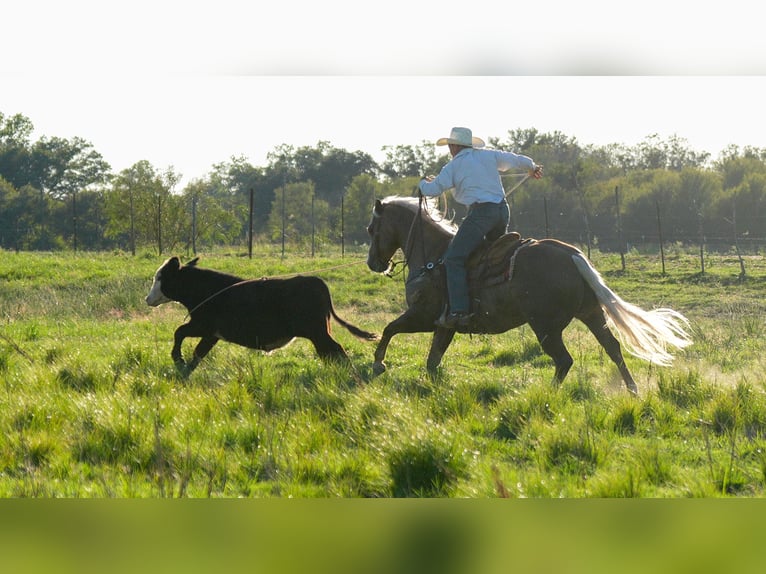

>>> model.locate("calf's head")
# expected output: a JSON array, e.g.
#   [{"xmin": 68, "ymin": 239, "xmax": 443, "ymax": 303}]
[{"xmin": 146, "ymin": 256, "xmax": 199, "ymax": 306}]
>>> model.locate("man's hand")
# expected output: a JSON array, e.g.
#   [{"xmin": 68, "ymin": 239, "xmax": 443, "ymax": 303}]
[{"xmin": 530, "ymin": 164, "xmax": 544, "ymax": 179}]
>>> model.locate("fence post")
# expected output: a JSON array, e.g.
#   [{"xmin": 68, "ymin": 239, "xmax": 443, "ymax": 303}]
[
  {"xmin": 341, "ymin": 192, "xmax": 345, "ymax": 258},
  {"xmin": 697, "ymin": 210, "xmax": 705, "ymax": 274},
  {"xmin": 281, "ymin": 184, "xmax": 286, "ymax": 259},
  {"xmin": 192, "ymin": 194, "xmax": 197, "ymax": 255},
  {"xmin": 72, "ymin": 191, "xmax": 78, "ymax": 252},
  {"xmin": 655, "ymin": 199, "xmax": 666, "ymax": 276},
  {"xmin": 615, "ymin": 186, "xmax": 625, "ymax": 271},
  {"xmin": 129, "ymin": 183, "xmax": 136, "ymax": 256},
  {"xmin": 312, "ymin": 193, "xmax": 316, "ymax": 258},
  {"xmin": 248, "ymin": 188, "xmax": 253, "ymax": 259},
  {"xmin": 732, "ymin": 202, "xmax": 746, "ymax": 279},
  {"xmin": 157, "ymin": 194, "xmax": 162, "ymax": 256}
]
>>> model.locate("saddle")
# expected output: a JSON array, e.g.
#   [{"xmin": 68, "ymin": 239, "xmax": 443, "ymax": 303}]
[
  {"xmin": 412, "ymin": 231, "xmax": 532, "ymax": 312},
  {"xmin": 466, "ymin": 231, "xmax": 533, "ymax": 292}
]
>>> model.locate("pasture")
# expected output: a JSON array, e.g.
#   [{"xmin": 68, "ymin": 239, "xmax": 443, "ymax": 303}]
[{"xmin": 1, "ymin": 247, "xmax": 766, "ymax": 497}]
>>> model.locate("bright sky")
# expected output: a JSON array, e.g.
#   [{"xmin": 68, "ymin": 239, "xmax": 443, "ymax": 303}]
[{"xmin": 2, "ymin": 2, "xmax": 765, "ymax": 187}]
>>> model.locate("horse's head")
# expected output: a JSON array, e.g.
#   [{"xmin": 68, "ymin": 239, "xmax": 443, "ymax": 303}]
[
  {"xmin": 366, "ymin": 199, "xmax": 403, "ymax": 274},
  {"xmin": 367, "ymin": 196, "xmax": 456, "ymax": 274}
]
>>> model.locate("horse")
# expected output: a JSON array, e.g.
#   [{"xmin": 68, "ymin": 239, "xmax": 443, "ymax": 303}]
[{"xmin": 365, "ymin": 195, "xmax": 692, "ymax": 394}]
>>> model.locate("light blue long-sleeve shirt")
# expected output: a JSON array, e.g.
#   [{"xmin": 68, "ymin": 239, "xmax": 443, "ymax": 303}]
[{"xmin": 418, "ymin": 147, "xmax": 535, "ymax": 206}]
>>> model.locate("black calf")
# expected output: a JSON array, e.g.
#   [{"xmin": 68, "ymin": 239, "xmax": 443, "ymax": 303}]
[{"xmin": 146, "ymin": 257, "xmax": 377, "ymax": 375}]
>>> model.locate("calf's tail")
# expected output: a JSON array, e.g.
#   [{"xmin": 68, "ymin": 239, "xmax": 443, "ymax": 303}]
[
  {"xmin": 572, "ymin": 253, "xmax": 692, "ymax": 366},
  {"xmin": 330, "ymin": 308, "xmax": 379, "ymax": 341}
]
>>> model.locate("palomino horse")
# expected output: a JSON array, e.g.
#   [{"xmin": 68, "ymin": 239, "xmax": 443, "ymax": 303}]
[{"xmin": 365, "ymin": 196, "xmax": 692, "ymax": 394}]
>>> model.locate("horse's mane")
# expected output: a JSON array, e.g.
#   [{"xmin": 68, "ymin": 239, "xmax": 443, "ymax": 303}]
[{"xmin": 381, "ymin": 195, "xmax": 458, "ymax": 235}]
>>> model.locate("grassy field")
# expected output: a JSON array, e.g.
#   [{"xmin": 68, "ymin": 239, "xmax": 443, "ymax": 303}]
[{"xmin": 1, "ymin": 246, "xmax": 766, "ymax": 497}]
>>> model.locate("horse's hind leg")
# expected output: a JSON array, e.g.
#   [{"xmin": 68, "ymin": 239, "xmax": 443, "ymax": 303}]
[
  {"xmin": 580, "ymin": 310, "xmax": 638, "ymax": 395},
  {"xmin": 426, "ymin": 327, "xmax": 456, "ymax": 374},
  {"xmin": 529, "ymin": 324, "xmax": 573, "ymax": 385}
]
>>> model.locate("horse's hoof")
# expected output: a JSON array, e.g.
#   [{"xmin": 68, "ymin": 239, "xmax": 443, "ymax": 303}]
[{"xmin": 372, "ymin": 362, "xmax": 386, "ymax": 376}]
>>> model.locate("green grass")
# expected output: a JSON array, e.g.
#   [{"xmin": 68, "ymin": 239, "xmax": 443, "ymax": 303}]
[{"xmin": 0, "ymin": 247, "xmax": 765, "ymax": 497}]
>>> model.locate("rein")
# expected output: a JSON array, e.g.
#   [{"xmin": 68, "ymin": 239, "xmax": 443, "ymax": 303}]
[{"xmin": 388, "ymin": 194, "xmax": 429, "ymax": 286}]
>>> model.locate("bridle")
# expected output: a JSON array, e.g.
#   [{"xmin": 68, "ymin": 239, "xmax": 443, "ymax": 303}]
[{"xmin": 369, "ymin": 196, "xmax": 429, "ymax": 281}]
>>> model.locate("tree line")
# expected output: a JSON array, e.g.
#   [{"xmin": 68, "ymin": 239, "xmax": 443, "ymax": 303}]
[{"xmin": 2, "ymin": 111, "xmax": 766, "ymax": 255}]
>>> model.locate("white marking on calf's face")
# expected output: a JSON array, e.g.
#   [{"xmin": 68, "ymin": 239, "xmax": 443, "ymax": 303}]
[{"xmin": 145, "ymin": 272, "xmax": 171, "ymax": 306}]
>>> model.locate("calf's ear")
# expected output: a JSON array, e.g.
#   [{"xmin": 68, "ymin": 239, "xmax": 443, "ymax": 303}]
[
  {"xmin": 186, "ymin": 257, "xmax": 200, "ymax": 267},
  {"xmin": 165, "ymin": 256, "xmax": 181, "ymax": 270}
]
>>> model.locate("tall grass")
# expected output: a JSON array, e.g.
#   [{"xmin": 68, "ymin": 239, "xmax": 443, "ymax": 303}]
[{"xmin": 0, "ymin": 248, "xmax": 765, "ymax": 497}]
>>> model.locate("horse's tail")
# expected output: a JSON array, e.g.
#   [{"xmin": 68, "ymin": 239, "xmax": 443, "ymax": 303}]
[{"xmin": 572, "ymin": 254, "xmax": 692, "ymax": 366}]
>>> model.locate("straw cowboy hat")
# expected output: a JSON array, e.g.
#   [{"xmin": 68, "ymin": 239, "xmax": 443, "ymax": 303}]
[{"xmin": 436, "ymin": 127, "xmax": 485, "ymax": 148}]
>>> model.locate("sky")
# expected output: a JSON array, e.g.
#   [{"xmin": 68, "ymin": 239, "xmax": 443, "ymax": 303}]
[{"xmin": 2, "ymin": 2, "xmax": 765, "ymax": 188}]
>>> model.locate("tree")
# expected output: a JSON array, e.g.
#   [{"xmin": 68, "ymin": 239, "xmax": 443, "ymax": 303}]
[
  {"xmin": 154, "ymin": 167, "xmax": 186, "ymax": 254},
  {"xmin": 182, "ymin": 177, "xmax": 240, "ymax": 250},
  {"xmin": 31, "ymin": 136, "xmax": 111, "ymax": 201},
  {"xmin": 266, "ymin": 141, "xmax": 378, "ymax": 206},
  {"xmin": 344, "ymin": 174, "xmax": 382, "ymax": 243},
  {"xmin": 6, "ymin": 184, "xmax": 59, "ymax": 250},
  {"xmin": 0, "ymin": 175, "xmax": 19, "ymax": 249},
  {"xmin": 105, "ymin": 161, "xmax": 183, "ymax": 254},
  {"xmin": 210, "ymin": 156, "xmax": 271, "ymax": 238},
  {"xmin": 268, "ymin": 181, "xmax": 330, "ymax": 251},
  {"xmin": 380, "ymin": 142, "xmax": 446, "ymax": 180},
  {"xmin": 0, "ymin": 113, "xmax": 35, "ymax": 189},
  {"xmin": 58, "ymin": 189, "xmax": 111, "ymax": 250},
  {"xmin": 491, "ymin": 128, "xmax": 540, "ymax": 153},
  {"xmin": 634, "ymin": 134, "xmax": 710, "ymax": 171}
]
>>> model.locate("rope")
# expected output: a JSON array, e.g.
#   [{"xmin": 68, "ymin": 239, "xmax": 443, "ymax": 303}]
[
  {"xmin": 0, "ymin": 331, "xmax": 32, "ymax": 362},
  {"xmin": 502, "ymin": 173, "xmax": 531, "ymax": 197},
  {"xmin": 433, "ymin": 172, "xmax": 531, "ymax": 227},
  {"xmin": 265, "ymin": 258, "xmax": 367, "ymax": 279}
]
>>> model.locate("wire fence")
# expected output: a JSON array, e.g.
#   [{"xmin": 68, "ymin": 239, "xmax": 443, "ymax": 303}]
[{"xmin": 4, "ymin": 187, "xmax": 766, "ymax": 280}]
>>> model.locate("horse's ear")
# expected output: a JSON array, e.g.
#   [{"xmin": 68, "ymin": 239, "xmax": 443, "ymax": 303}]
[
  {"xmin": 186, "ymin": 257, "xmax": 200, "ymax": 267},
  {"xmin": 373, "ymin": 199, "xmax": 383, "ymax": 217}
]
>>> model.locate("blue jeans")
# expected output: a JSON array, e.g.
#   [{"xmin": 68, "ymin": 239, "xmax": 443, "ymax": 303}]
[{"xmin": 444, "ymin": 201, "xmax": 510, "ymax": 313}]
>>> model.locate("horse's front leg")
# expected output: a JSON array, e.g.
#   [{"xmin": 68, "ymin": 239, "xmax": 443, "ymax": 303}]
[
  {"xmin": 373, "ymin": 307, "xmax": 436, "ymax": 376},
  {"xmin": 426, "ymin": 327, "xmax": 456, "ymax": 374}
]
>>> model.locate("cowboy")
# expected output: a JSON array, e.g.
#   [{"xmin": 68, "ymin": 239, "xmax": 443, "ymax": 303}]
[{"xmin": 419, "ymin": 126, "xmax": 543, "ymax": 329}]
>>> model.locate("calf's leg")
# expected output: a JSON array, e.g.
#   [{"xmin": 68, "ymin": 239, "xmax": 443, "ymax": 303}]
[
  {"xmin": 172, "ymin": 323, "xmax": 217, "ymax": 376},
  {"xmin": 302, "ymin": 317, "xmax": 349, "ymax": 361},
  {"xmin": 186, "ymin": 337, "xmax": 219, "ymax": 375},
  {"xmin": 311, "ymin": 333, "xmax": 348, "ymax": 362}
]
